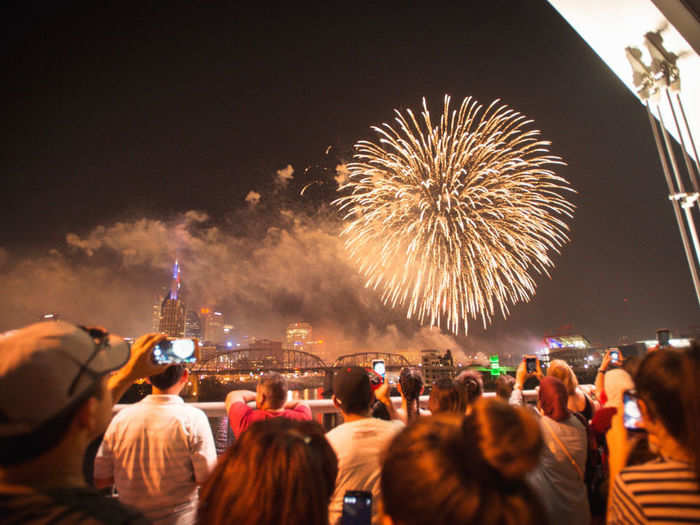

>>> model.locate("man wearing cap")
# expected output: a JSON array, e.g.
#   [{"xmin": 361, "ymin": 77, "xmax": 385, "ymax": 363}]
[
  {"xmin": 0, "ymin": 321, "xmax": 169, "ymax": 524},
  {"xmin": 94, "ymin": 364, "xmax": 217, "ymax": 525},
  {"xmin": 326, "ymin": 366, "xmax": 403, "ymax": 525},
  {"xmin": 224, "ymin": 371, "xmax": 311, "ymax": 438}
]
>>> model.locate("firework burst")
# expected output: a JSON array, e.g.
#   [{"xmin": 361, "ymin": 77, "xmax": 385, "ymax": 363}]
[{"xmin": 334, "ymin": 96, "xmax": 575, "ymax": 334}]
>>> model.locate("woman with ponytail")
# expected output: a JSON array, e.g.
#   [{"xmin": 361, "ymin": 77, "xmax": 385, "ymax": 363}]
[
  {"xmin": 380, "ymin": 398, "xmax": 545, "ymax": 525},
  {"xmin": 607, "ymin": 342, "xmax": 700, "ymax": 524},
  {"xmin": 396, "ymin": 367, "xmax": 426, "ymax": 424}
]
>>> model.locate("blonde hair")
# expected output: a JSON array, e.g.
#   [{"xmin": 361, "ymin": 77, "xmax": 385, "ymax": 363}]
[{"xmin": 547, "ymin": 359, "xmax": 578, "ymax": 396}]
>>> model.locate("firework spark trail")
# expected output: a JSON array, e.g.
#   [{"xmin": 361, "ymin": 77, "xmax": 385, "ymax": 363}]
[{"xmin": 333, "ymin": 96, "xmax": 575, "ymax": 334}]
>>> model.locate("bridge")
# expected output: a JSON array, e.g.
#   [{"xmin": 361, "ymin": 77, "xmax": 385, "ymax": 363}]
[
  {"xmin": 191, "ymin": 348, "xmax": 328, "ymax": 375},
  {"xmin": 332, "ymin": 352, "xmax": 412, "ymax": 370},
  {"xmin": 190, "ymin": 349, "xmax": 414, "ymax": 375}
]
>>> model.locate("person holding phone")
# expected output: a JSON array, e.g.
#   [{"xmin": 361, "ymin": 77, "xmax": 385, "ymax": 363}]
[
  {"xmin": 607, "ymin": 343, "xmax": 700, "ymax": 524},
  {"xmin": 509, "ymin": 356, "xmax": 543, "ymax": 406},
  {"xmin": 94, "ymin": 364, "xmax": 217, "ymax": 524},
  {"xmin": 326, "ymin": 367, "xmax": 403, "ymax": 525}
]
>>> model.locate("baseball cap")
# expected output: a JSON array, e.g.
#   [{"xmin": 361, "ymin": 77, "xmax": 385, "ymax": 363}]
[
  {"xmin": 0, "ymin": 321, "xmax": 131, "ymax": 437},
  {"xmin": 333, "ymin": 366, "xmax": 372, "ymax": 414}
]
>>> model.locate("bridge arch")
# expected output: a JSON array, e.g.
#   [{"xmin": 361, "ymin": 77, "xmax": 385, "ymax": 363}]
[
  {"xmin": 191, "ymin": 348, "xmax": 329, "ymax": 374},
  {"xmin": 332, "ymin": 352, "xmax": 412, "ymax": 368}
]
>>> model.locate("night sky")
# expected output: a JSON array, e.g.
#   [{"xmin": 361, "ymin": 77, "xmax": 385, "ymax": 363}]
[{"xmin": 2, "ymin": 2, "xmax": 698, "ymax": 353}]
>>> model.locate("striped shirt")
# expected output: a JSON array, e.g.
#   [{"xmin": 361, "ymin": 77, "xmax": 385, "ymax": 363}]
[
  {"xmin": 94, "ymin": 395, "xmax": 217, "ymax": 525},
  {"xmin": 608, "ymin": 457, "xmax": 700, "ymax": 524}
]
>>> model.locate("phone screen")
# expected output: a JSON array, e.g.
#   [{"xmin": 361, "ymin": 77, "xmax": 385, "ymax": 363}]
[
  {"xmin": 623, "ymin": 391, "xmax": 644, "ymax": 432},
  {"xmin": 609, "ymin": 350, "xmax": 620, "ymax": 364},
  {"xmin": 342, "ymin": 490, "xmax": 372, "ymax": 525},
  {"xmin": 153, "ymin": 339, "xmax": 196, "ymax": 364},
  {"xmin": 372, "ymin": 360, "xmax": 386, "ymax": 378},
  {"xmin": 525, "ymin": 357, "xmax": 536, "ymax": 374}
]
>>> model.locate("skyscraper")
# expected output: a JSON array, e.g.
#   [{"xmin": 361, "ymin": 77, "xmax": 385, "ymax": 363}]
[
  {"xmin": 185, "ymin": 310, "xmax": 202, "ymax": 339},
  {"xmin": 159, "ymin": 260, "xmax": 185, "ymax": 337},
  {"xmin": 200, "ymin": 308, "xmax": 224, "ymax": 344}
]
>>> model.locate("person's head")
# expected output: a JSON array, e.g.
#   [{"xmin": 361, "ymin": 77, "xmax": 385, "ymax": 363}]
[
  {"xmin": 199, "ymin": 418, "xmax": 337, "ymax": 525},
  {"xmin": 495, "ymin": 374, "xmax": 515, "ymax": 401},
  {"xmin": 148, "ymin": 364, "xmax": 188, "ymax": 394},
  {"xmin": 454, "ymin": 370, "xmax": 483, "ymax": 410},
  {"xmin": 399, "ymin": 367, "xmax": 424, "ymax": 421},
  {"xmin": 538, "ymin": 376, "xmax": 569, "ymax": 422},
  {"xmin": 381, "ymin": 398, "xmax": 544, "ymax": 525},
  {"xmin": 546, "ymin": 359, "xmax": 578, "ymax": 396},
  {"xmin": 603, "ymin": 368, "xmax": 634, "ymax": 407},
  {"xmin": 0, "ymin": 322, "xmax": 130, "ymax": 469},
  {"xmin": 256, "ymin": 372, "xmax": 287, "ymax": 410},
  {"xmin": 333, "ymin": 367, "xmax": 373, "ymax": 416},
  {"xmin": 634, "ymin": 344, "xmax": 700, "ymax": 477},
  {"xmin": 428, "ymin": 378, "xmax": 465, "ymax": 414}
]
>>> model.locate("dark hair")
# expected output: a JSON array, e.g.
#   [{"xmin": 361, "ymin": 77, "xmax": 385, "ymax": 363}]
[
  {"xmin": 0, "ymin": 379, "xmax": 104, "ymax": 466},
  {"xmin": 199, "ymin": 418, "xmax": 338, "ymax": 525},
  {"xmin": 149, "ymin": 364, "xmax": 186, "ymax": 390},
  {"xmin": 258, "ymin": 372, "xmax": 288, "ymax": 409},
  {"xmin": 381, "ymin": 399, "xmax": 544, "ymax": 525},
  {"xmin": 455, "ymin": 370, "xmax": 483, "ymax": 408},
  {"xmin": 495, "ymin": 374, "xmax": 515, "ymax": 401},
  {"xmin": 635, "ymin": 343, "xmax": 700, "ymax": 479},
  {"xmin": 399, "ymin": 367, "xmax": 424, "ymax": 422},
  {"xmin": 428, "ymin": 378, "xmax": 465, "ymax": 414}
]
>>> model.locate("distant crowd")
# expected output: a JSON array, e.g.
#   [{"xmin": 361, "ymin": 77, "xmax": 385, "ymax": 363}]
[{"xmin": 1, "ymin": 320, "xmax": 699, "ymax": 525}]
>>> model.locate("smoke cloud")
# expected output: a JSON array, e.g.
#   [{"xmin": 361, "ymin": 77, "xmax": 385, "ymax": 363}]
[
  {"xmin": 275, "ymin": 164, "xmax": 295, "ymax": 187},
  {"xmin": 0, "ymin": 170, "xmax": 544, "ymax": 362}
]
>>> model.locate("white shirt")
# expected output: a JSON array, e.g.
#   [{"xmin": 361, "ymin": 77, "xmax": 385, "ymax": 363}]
[
  {"xmin": 326, "ymin": 417, "xmax": 404, "ymax": 525},
  {"xmin": 94, "ymin": 395, "xmax": 217, "ymax": 525}
]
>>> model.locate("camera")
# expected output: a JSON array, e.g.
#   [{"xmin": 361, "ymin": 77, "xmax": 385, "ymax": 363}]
[
  {"xmin": 152, "ymin": 338, "xmax": 197, "ymax": 365},
  {"xmin": 623, "ymin": 390, "xmax": 645, "ymax": 432},
  {"xmin": 342, "ymin": 490, "xmax": 372, "ymax": 525},
  {"xmin": 524, "ymin": 355, "xmax": 537, "ymax": 374}
]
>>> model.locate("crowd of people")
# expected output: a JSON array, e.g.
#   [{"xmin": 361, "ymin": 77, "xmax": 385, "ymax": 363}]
[{"xmin": 1, "ymin": 320, "xmax": 699, "ymax": 525}]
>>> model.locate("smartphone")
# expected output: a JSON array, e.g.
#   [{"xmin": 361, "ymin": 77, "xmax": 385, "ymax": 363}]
[
  {"xmin": 342, "ymin": 490, "xmax": 372, "ymax": 525},
  {"xmin": 525, "ymin": 355, "xmax": 537, "ymax": 374},
  {"xmin": 372, "ymin": 359, "xmax": 386, "ymax": 378},
  {"xmin": 152, "ymin": 338, "xmax": 196, "ymax": 364},
  {"xmin": 609, "ymin": 349, "xmax": 620, "ymax": 365},
  {"xmin": 623, "ymin": 390, "xmax": 645, "ymax": 432}
]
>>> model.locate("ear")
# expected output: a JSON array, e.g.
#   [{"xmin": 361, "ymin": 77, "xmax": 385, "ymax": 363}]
[
  {"xmin": 145, "ymin": 378, "xmax": 153, "ymax": 385},
  {"xmin": 180, "ymin": 368, "xmax": 189, "ymax": 384},
  {"xmin": 332, "ymin": 395, "xmax": 341, "ymax": 409},
  {"xmin": 75, "ymin": 396, "xmax": 100, "ymax": 433},
  {"xmin": 420, "ymin": 385, "xmax": 425, "ymax": 395}
]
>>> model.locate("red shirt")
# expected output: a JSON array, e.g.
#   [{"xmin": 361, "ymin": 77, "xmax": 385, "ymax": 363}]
[{"xmin": 228, "ymin": 402, "xmax": 312, "ymax": 438}]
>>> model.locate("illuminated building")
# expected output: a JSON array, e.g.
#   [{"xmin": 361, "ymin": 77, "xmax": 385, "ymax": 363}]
[
  {"xmin": 185, "ymin": 310, "xmax": 202, "ymax": 339},
  {"xmin": 159, "ymin": 260, "xmax": 185, "ymax": 337},
  {"xmin": 200, "ymin": 308, "xmax": 224, "ymax": 344},
  {"xmin": 421, "ymin": 349, "xmax": 455, "ymax": 385},
  {"xmin": 285, "ymin": 322, "xmax": 312, "ymax": 349}
]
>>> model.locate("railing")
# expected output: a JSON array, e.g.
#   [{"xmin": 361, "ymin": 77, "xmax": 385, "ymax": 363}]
[
  {"xmin": 114, "ymin": 390, "xmax": 541, "ymax": 453},
  {"xmin": 114, "ymin": 390, "xmax": 540, "ymax": 419}
]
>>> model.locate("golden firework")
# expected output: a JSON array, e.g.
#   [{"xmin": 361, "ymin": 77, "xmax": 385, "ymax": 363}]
[{"xmin": 334, "ymin": 96, "xmax": 575, "ymax": 334}]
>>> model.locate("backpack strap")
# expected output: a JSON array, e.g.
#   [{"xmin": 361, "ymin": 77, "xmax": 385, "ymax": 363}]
[{"xmin": 541, "ymin": 416, "xmax": 585, "ymax": 482}]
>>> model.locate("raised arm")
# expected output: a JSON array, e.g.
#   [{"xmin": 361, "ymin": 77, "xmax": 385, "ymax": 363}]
[{"xmin": 225, "ymin": 390, "xmax": 257, "ymax": 415}]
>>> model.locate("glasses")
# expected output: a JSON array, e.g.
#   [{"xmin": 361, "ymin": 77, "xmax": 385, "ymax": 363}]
[{"xmin": 67, "ymin": 326, "xmax": 111, "ymax": 396}]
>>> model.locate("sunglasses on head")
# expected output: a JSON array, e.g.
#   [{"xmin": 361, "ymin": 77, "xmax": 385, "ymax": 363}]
[{"xmin": 66, "ymin": 326, "xmax": 111, "ymax": 396}]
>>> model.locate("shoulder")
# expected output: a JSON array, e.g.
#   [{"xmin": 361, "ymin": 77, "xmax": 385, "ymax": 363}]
[
  {"xmin": 0, "ymin": 485, "xmax": 149, "ymax": 525},
  {"xmin": 229, "ymin": 401, "xmax": 254, "ymax": 419}
]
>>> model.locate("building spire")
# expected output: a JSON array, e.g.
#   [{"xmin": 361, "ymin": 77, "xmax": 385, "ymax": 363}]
[{"xmin": 169, "ymin": 259, "xmax": 181, "ymax": 300}]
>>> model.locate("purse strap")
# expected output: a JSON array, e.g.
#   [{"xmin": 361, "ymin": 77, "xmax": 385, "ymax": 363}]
[{"xmin": 541, "ymin": 416, "xmax": 584, "ymax": 482}]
